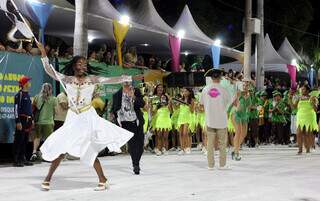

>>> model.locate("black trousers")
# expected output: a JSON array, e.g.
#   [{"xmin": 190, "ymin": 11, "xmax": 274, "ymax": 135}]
[
  {"xmin": 121, "ymin": 120, "xmax": 144, "ymax": 167},
  {"xmin": 271, "ymin": 122, "xmax": 285, "ymax": 144},
  {"xmin": 248, "ymin": 119, "xmax": 259, "ymax": 147},
  {"xmin": 13, "ymin": 117, "xmax": 32, "ymax": 163}
]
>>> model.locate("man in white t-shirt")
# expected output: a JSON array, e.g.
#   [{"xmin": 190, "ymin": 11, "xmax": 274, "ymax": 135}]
[{"xmin": 200, "ymin": 69, "xmax": 231, "ymax": 170}]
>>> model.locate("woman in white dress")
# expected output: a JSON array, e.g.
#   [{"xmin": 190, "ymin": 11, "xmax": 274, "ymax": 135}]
[{"xmin": 36, "ymin": 43, "xmax": 142, "ymax": 191}]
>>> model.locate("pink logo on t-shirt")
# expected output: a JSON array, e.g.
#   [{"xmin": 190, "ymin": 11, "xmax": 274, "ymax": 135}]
[{"xmin": 208, "ymin": 88, "xmax": 220, "ymax": 98}]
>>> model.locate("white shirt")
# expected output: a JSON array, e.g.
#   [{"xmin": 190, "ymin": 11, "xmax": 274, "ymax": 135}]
[{"xmin": 200, "ymin": 82, "xmax": 231, "ymax": 129}]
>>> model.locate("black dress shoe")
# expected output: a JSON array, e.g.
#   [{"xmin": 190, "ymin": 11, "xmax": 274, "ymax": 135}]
[
  {"xmin": 13, "ymin": 162, "xmax": 24, "ymax": 167},
  {"xmin": 133, "ymin": 166, "xmax": 140, "ymax": 175},
  {"xmin": 23, "ymin": 161, "xmax": 34, "ymax": 166}
]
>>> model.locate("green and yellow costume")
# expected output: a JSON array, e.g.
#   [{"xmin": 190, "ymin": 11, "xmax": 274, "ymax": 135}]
[
  {"xmin": 296, "ymin": 99, "xmax": 318, "ymax": 132},
  {"xmin": 153, "ymin": 106, "xmax": 172, "ymax": 131},
  {"xmin": 177, "ymin": 104, "xmax": 193, "ymax": 129},
  {"xmin": 235, "ymin": 94, "xmax": 251, "ymax": 124}
]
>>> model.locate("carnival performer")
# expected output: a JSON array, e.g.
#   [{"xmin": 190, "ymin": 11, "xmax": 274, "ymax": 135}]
[
  {"xmin": 170, "ymin": 97, "xmax": 181, "ymax": 151},
  {"xmin": 177, "ymin": 88, "xmax": 195, "ymax": 154},
  {"xmin": 247, "ymin": 90, "xmax": 260, "ymax": 148},
  {"xmin": 36, "ymin": 42, "xmax": 141, "ymax": 191},
  {"xmin": 111, "ymin": 84, "xmax": 145, "ymax": 175},
  {"xmin": 195, "ymin": 100, "xmax": 207, "ymax": 153},
  {"xmin": 152, "ymin": 84, "xmax": 172, "ymax": 155},
  {"xmin": 290, "ymin": 85, "xmax": 318, "ymax": 154},
  {"xmin": 227, "ymin": 105, "xmax": 236, "ymax": 148},
  {"xmin": 231, "ymin": 80, "xmax": 251, "ymax": 161},
  {"xmin": 269, "ymin": 91, "xmax": 287, "ymax": 144},
  {"xmin": 257, "ymin": 91, "xmax": 269, "ymax": 144}
]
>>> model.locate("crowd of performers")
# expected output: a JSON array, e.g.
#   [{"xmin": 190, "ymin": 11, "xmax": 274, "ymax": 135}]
[
  {"xmin": 141, "ymin": 73, "xmax": 320, "ymax": 160},
  {"xmin": 13, "ymin": 42, "xmax": 320, "ymax": 191}
]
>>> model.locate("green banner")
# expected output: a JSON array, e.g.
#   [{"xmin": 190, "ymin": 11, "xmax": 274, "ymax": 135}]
[{"xmin": 0, "ymin": 52, "xmax": 46, "ymax": 143}]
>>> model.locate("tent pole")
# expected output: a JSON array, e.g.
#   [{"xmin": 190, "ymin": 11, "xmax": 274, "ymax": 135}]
[
  {"xmin": 256, "ymin": 0, "xmax": 264, "ymax": 90},
  {"xmin": 243, "ymin": 0, "xmax": 252, "ymax": 81}
]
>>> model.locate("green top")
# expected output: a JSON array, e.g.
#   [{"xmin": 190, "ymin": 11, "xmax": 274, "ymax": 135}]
[
  {"xmin": 235, "ymin": 94, "xmax": 251, "ymax": 123},
  {"xmin": 269, "ymin": 100, "xmax": 287, "ymax": 123},
  {"xmin": 248, "ymin": 95, "xmax": 259, "ymax": 120},
  {"xmin": 34, "ymin": 95, "xmax": 57, "ymax": 125}
]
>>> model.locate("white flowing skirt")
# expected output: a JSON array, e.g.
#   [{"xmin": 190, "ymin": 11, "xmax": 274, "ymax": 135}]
[{"xmin": 40, "ymin": 107, "xmax": 133, "ymax": 166}]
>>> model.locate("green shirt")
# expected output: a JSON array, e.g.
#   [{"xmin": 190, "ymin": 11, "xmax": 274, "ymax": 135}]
[
  {"xmin": 249, "ymin": 95, "xmax": 259, "ymax": 120},
  {"xmin": 34, "ymin": 95, "xmax": 57, "ymax": 125},
  {"xmin": 269, "ymin": 100, "xmax": 287, "ymax": 123}
]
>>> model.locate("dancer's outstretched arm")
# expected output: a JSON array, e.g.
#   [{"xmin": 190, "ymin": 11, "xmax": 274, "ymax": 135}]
[
  {"xmin": 36, "ymin": 42, "xmax": 69, "ymax": 82},
  {"xmin": 90, "ymin": 74, "xmax": 144, "ymax": 85}
]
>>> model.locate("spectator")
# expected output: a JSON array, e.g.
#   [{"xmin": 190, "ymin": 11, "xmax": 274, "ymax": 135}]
[
  {"xmin": 45, "ymin": 44, "xmax": 51, "ymax": 54},
  {"xmin": 102, "ymin": 51, "xmax": 114, "ymax": 65},
  {"xmin": 13, "ymin": 76, "xmax": 34, "ymax": 167},
  {"xmin": 0, "ymin": 41, "xmax": 5, "ymax": 51},
  {"xmin": 96, "ymin": 45, "xmax": 106, "ymax": 61},
  {"xmin": 63, "ymin": 47, "xmax": 73, "ymax": 59},
  {"xmin": 54, "ymin": 92, "xmax": 68, "ymax": 131},
  {"xmin": 200, "ymin": 69, "xmax": 231, "ymax": 170},
  {"xmin": 24, "ymin": 42, "xmax": 33, "ymax": 55},
  {"xmin": 136, "ymin": 56, "xmax": 145, "ymax": 67},
  {"xmin": 123, "ymin": 47, "xmax": 137, "ymax": 68},
  {"xmin": 6, "ymin": 40, "xmax": 26, "ymax": 53},
  {"xmin": 88, "ymin": 50, "xmax": 98, "ymax": 62},
  {"xmin": 30, "ymin": 83, "xmax": 57, "ymax": 162},
  {"xmin": 147, "ymin": 56, "xmax": 157, "ymax": 69},
  {"xmin": 24, "ymin": 42, "xmax": 39, "ymax": 56}
]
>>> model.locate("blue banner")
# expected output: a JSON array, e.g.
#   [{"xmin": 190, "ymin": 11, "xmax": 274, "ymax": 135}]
[
  {"xmin": 0, "ymin": 52, "xmax": 45, "ymax": 143},
  {"xmin": 211, "ymin": 45, "xmax": 221, "ymax": 69},
  {"xmin": 28, "ymin": 1, "xmax": 53, "ymax": 43},
  {"xmin": 309, "ymin": 68, "xmax": 314, "ymax": 88}
]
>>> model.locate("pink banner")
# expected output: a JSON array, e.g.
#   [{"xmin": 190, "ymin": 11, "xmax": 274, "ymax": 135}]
[
  {"xmin": 169, "ymin": 34, "xmax": 181, "ymax": 72},
  {"xmin": 287, "ymin": 64, "xmax": 297, "ymax": 89}
]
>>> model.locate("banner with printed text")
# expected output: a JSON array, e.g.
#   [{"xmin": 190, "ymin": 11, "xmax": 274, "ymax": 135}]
[{"xmin": 0, "ymin": 52, "xmax": 45, "ymax": 143}]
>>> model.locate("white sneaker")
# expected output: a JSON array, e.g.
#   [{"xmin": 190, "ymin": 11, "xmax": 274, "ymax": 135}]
[
  {"xmin": 169, "ymin": 147, "xmax": 176, "ymax": 151},
  {"xmin": 178, "ymin": 150, "xmax": 185, "ymax": 155},
  {"xmin": 162, "ymin": 148, "xmax": 169, "ymax": 155},
  {"xmin": 207, "ymin": 166, "xmax": 214, "ymax": 170},
  {"xmin": 203, "ymin": 150, "xmax": 207, "ymax": 156},
  {"xmin": 218, "ymin": 165, "xmax": 232, "ymax": 170},
  {"xmin": 185, "ymin": 148, "xmax": 191, "ymax": 154},
  {"xmin": 154, "ymin": 149, "xmax": 162, "ymax": 156},
  {"xmin": 196, "ymin": 144, "xmax": 203, "ymax": 150},
  {"xmin": 201, "ymin": 147, "xmax": 207, "ymax": 153}
]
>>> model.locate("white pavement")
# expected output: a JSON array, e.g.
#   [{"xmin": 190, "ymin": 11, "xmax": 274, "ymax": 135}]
[{"xmin": 0, "ymin": 146, "xmax": 320, "ymax": 201}]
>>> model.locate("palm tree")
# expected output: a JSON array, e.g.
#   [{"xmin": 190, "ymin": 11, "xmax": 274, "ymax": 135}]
[{"xmin": 73, "ymin": 0, "xmax": 88, "ymax": 57}]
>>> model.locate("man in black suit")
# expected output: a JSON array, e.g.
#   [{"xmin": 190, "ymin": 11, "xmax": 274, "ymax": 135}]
[{"xmin": 111, "ymin": 83, "xmax": 145, "ymax": 175}]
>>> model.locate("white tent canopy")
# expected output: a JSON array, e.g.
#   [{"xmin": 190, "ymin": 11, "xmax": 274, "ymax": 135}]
[
  {"xmin": 12, "ymin": 0, "xmax": 243, "ymax": 58},
  {"xmin": 132, "ymin": 0, "xmax": 175, "ymax": 34},
  {"xmin": 174, "ymin": 5, "xmax": 243, "ymax": 59},
  {"xmin": 278, "ymin": 37, "xmax": 302, "ymax": 64},
  {"xmin": 220, "ymin": 34, "xmax": 288, "ymax": 72},
  {"xmin": 174, "ymin": 5, "xmax": 212, "ymax": 44}
]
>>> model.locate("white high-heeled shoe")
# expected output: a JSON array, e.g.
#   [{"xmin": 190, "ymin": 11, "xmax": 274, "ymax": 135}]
[
  {"xmin": 94, "ymin": 180, "xmax": 110, "ymax": 191},
  {"xmin": 41, "ymin": 181, "xmax": 50, "ymax": 191}
]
